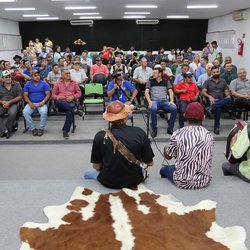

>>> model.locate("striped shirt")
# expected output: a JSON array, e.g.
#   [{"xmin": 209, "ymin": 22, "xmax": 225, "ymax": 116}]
[{"xmin": 165, "ymin": 126, "xmax": 214, "ymax": 189}]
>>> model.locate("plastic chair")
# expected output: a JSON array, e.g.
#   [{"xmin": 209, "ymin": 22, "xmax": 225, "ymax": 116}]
[{"xmin": 83, "ymin": 83, "xmax": 105, "ymax": 118}]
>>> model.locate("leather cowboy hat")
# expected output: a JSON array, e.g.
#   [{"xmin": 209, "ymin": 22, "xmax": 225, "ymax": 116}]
[{"xmin": 103, "ymin": 101, "xmax": 132, "ymax": 122}]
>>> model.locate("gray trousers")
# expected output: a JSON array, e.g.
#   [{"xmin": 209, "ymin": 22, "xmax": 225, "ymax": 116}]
[{"xmin": 0, "ymin": 104, "xmax": 18, "ymax": 133}]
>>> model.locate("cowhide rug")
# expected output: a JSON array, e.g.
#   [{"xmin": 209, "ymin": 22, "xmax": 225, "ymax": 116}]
[{"xmin": 20, "ymin": 185, "xmax": 247, "ymax": 250}]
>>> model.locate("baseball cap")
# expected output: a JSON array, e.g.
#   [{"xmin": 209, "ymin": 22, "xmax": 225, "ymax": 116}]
[
  {"xmin": 95, "ymin": 57, "xmax": 102, "ymax": 61},
  {"xmin": 183, "ymin": 71, "xmax": 193, "ymax": 78},
  {"xmin": 2, "ymin": 70, "xmax": 11, "ymax": 77},
  {"xmin": 184, "ymin": 102, "xmax": 204, "ymax": 120}
]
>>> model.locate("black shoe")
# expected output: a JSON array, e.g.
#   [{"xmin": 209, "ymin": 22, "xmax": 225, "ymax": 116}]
[
  {"xmin": 6, "ymin": 131, "xmax": 12, "ymax": 139},
  {"xmin": 205, "ymin": 107, "xmax": 213, "ymax": 118},
  {"xmin": 214, "ymin": 128, "xmax": 220, "ymax": 135},
  {"xmin": 167, "ymin": 128, "xmax": 174, "ymax": 135},
  {"xmin": 222, "ymin": 166, "xmax": 235, "ymax": 176},
  {"xmin": 74, "ymin": 109, "xmax": 83, "ymax": 117},
  {"xmin": 63, "ymin": 130, "xmax": 69, "ymax": 139},
  {"xmin": 1, "ymin": 131, "xmax": 6, "ymax": 138},
  {"xmin": 151, "ymin": 129, "xmax": 157, "ymax": 138},
  {"xmin": 32, "ymin": 128, "xmax": 38, "ymax": 136},
  {"xmin": 37, "ymin": 129, "xmax": 44, "ymax": 136}
]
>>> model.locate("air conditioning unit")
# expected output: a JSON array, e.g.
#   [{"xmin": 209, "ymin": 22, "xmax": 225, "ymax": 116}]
[
  {"xmin": 70, "ymin": 20, "xmax": 94, "ymax": 26},
  {"xmin": 232, "ymin": 10, "xmax": 248, "ymax": 21},
  {"xmin": 136, "ymin": 19, "xmax": 159, "ymax": 25}
]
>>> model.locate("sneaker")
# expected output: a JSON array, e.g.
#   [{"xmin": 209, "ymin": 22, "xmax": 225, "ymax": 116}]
[
  {"xmin": 214, "ymin": 128, "xmax": 220, "ymax": 135},
  {"xmin": 37, "ymin": 129, "xmax": 44, "ymax": 136},
  {"xmin": 151, "ymin": 129, "xmax": 157, "ymax": 138},
  {"xmin": 205, "ymin": 107, "xmax": 213, "ymax": 118},
  {"xmin": 167, "ymin": 128, "xmax": 174, "ymax": 135},
  {"xmin": 1, "ymin": 131, "xmax": 6, "ymax": 138},
  {"xmin": 74, "ymin": 109, "xmax": 83, "ymax": 117},
  {"xmin": 6, "ymin": 131, "xmax": 12, "ymax": 139},
  {"xmin": 63, "ymin": 130, "xmax": 69, "ymax": 139},
  {"xmin": 32, "ymin": 128, "xmax": 38, "ymax": 136}
]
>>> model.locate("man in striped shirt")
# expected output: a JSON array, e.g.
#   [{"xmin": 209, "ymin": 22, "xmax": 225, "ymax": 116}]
[{"xmin": 160, "ymin": 102, "xmax": 214, "ymax": 189}]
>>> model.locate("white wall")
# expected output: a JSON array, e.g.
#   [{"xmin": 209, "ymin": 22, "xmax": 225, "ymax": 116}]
[
  {"xmin": 0, "ymin": 18, "xmax": 22, "ymax": 62},
  {"xmin": 207, "ymin": 9, "xmax": 250, "ymax": 73}
]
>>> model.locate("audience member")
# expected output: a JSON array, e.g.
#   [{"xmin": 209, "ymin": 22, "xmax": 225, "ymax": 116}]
[
  {"xmin": 211, "ymin": 40, "xmax": 223, "ymax": 63},
  {"xmin": 81, "ymin": 50, "xmax": 93, "ymax": 67},
  {"xmin": 174, "ymin": 64, "xmax": 196, "ymax": 85},
  {"xmin": 201, "ymin": 42, "xmax": 213, "ymax": 58},
  {"xmin": 53, "ymin": 45, "xmax": 61, "ymax": 64},
  {"xmin": 46, "ymin": 64, "xmax": 61, "ymax": 87},
  {"xmin": 90, "ymin": 57, "xmax": 109, "ymax": 84},
  {"xmin": 183, "ymin": 46, "xmax": 195, "ymax": 63},
  {"xmin": 197, "ymin": 63, "xmax": 213, "ymax": 87},
  {"xmin": 220, "ymin": 62, "xmax": 238, "ymax": 85},
  {"xmin": 221, "ymin": 56, "xmax": 237, "ymax": 74},
  {"xmin": 196, "ymin": 56, "xmax": 208, "ymax": 80}
]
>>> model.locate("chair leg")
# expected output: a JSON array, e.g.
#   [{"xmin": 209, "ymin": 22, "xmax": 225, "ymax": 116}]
[
  {"xmin": 23, "ymin": 119, "xmax": 29, "ymax": 133},
  {"xmin": 72, "ymin": 115, "xmax": 76, "ymax": 133},
  {"xmin": 146, "ymin": 111, "xmax": 150, "ymax": 138}
]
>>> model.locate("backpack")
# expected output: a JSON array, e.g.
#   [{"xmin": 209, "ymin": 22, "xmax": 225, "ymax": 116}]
[{"xmin": 225, "ymin": 121, "xmax": 250, "ymax": 163}]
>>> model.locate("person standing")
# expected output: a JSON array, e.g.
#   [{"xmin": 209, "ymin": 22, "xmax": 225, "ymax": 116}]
[{"xmin": 161, "ymin": 102, "xmax": 214, "ymax": 189}]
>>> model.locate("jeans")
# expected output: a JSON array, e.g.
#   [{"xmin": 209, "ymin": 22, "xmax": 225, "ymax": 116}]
[
  {"xmin": 84, "ymin": 169, "xmax": 100, "ymax": 179},
  {"xmin": 0, "ymin": 104, "xmax": 18, "ymax": 132},
  {"xmin": 23, "ymin": 103, "xmax": 48, "ymax": 130},
  {"xmin": 210, "ymin": 97, "xmax": 231, "ymax": 129},
  {"xmin": 160, "ymin": 164, "xmax": 176, "ymax": 183},
  {"xmin": 150, "ymin": 100, "xmax": 177, "ymax": 130},
  {"xmin": 178, "ymin": 100, "xmax": 190, "ymax": 128},
  {"xmin": 56, "ymin": 100, "xmax": 76, "ymax": 132}
]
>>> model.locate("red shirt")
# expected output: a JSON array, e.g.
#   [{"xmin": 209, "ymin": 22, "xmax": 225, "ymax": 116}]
[
  {"xmin": 52, "ymin": 80, "xmax": 81, "ymax": 101},
  {"xmin": 90, "ymin": 64, "xmax": 109, "ymax": 76},
  {"xmin": 174, "ymin": 82, "xmax": 199, "ymax": 101},
  {"xmin": 102, "ymin": 49, "xmax": 112, "ymax": 60}
]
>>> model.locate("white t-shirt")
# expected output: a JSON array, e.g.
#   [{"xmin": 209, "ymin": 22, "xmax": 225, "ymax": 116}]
[{"xmin": 70, "ymin": 69, "xmax": 87, "ymax": 86}]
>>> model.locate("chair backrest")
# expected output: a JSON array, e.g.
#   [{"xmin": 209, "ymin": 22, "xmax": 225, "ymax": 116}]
[{"xmin": 85, "ymin": 83, "xmax": 103, "ymax": 96}]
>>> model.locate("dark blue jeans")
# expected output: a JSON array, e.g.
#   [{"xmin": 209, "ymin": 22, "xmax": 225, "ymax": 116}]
[
  {"xmin": 210, "ymin": 97, "xmax": 231, "ymax": 129},
  {"xmin": 160, "ymin": 164, "xmax": 176, "ymax": 183},
  {"xmin": 56, "ymin": 100, "xmax": 76, "ymax": 132},
  {"xmin": 178, "ymin": 100, "xmax": 190, "ymax": 128},
  {"xmin": 150, "ymin": 100, "xmax": 177, "ymax": 130}
]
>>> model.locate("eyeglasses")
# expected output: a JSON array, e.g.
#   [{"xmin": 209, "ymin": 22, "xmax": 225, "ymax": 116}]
[{"xmin": 64, "ymin": 72, "xmax": 70, "ymax": 75}]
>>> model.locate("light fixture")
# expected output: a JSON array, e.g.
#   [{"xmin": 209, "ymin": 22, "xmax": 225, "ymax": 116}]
[
  {"xmin": 0, "ymin": 0, "xmax": 15, "ymax": 2},
  {"xmin": 23, "ymin": 14, "xmax": 49, "ymax": 17},
  {"xmin": 125, "ymin": 5, "xmax": 158, "ymax": 8},
  {"xmin": 65, "ymin": 6, "xmax": 96, "ymax": 10},
  {"xmin": 5, "ymin": 7, "xmax": 36, "ymax": 10},
  {"xmin": 166, "ymin": 15, "xmax": 189, "ymax": 19},
  {"xmin": 80, "ymin": 16, "xmax": 102, "ymax": 19},
  {"xmin": 73, "ymin": 12, "xmax": 100, "ymax": 15},
  {"xmin": 36, "ymin": 17, "xmax": 59, "ymax": 20},
  {"xmin": 124, "ymin": 12, "xmax": 150, "ymax": 14},
  {"xmin": 187, "ymin": 5, "xmax": 218, "ymax": 9},
  {"xmin": 123, "ymin": 15, "xmax": 146, "ymax": 19}
]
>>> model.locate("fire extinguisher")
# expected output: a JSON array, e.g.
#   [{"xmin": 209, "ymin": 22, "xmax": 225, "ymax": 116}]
[{"xmin": 237, "ymin": 38, "xmax": 244, "ymax": 56}]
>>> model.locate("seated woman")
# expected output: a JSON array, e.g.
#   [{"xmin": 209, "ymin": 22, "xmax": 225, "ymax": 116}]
[{"xmin": 222, "ymin": 124, "xmax": 250, "ymax": 183}]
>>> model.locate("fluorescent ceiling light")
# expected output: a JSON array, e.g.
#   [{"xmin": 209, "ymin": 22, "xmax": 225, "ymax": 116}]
[
  {"xmin": 124, "ymin": 12, "xmax": 150, "ymax": 14},
  {"xmin": 65, "ymin": 6, "xmax": 96, "ymax": 10},
  {"xmin": 23, "ymin": 14, "xmax": 49, "ymax": 17},
  {"xmin": 187, "ymin": 5, "xmax": 218, "ymax": 9},
  {"xmin": 37, "ymin": 17, "xmax": 59, "ymax": 20},
  {"xmin": 0, "ymin": 0, "xmax": 15, "ymax": 2},
  {"xmin": 73, "ymin": 12, "xmax": 100, "ymax": 15},
  {"xmin": 123, "ymin": 15, "xmax": 146, "ymax": 19},
  {"xmin": 125, "ymin": 5, "xmax": 157, "ymax": 9},
  {"xmin": 80, "ymin": 16, "xmax": 102, "ymax": 19},
  {"xmin": 5, "ymin": 7, "xmax": 36, "ymax": 10},
  {"xmin": 167, "ymin": 15, "xmax": 189, "ymax": 19}
]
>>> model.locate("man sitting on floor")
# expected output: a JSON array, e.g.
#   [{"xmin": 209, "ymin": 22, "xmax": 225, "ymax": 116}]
[
  {"xmin": 145, "ymin": 67, "xmax": 177, "ymax": 137},
  {"xmin": 23, "ymin": 70, "xmax": 51, "ymax": 136},
  {"xmin": 0, "ymin": 70, "xmax": 22, "ymax": 139},
  {"xmin": 84, "ymin": 100, "xmax": 154, "ymax": 189},
  {"xmin": 161, "ymin": 102, "xmax": 214, "ymax": 189},
  {"xmin": 52, "ymin": 69, "xmax": 82, "ymax": 139}
]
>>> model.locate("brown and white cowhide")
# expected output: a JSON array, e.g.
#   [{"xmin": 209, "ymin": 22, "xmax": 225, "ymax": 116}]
[{"xmin": 20, "ymin": 185, "xmax": 247, "ymax": 250}]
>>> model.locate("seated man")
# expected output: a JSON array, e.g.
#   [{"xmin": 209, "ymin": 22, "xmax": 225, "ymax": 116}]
[
  {"xmin": 23, "ymin": 70, "xmax": 51, "ymax": 136},
  {"xmin": 222, "ymin": 123, "xmax": 250, "ymax": 183},
  {"xmin": 230, "ymin": 68, "xmax": 250, "ymax": 111},
  {"xmin": 202, "ymin": 66, "xmax": 232, "ymax": 135},
  {"xmin": 110, "ymin": 57, "xmax": 129, "ymax": 79},
  {"xmin": 107, "ymin": 71, "xmax": 137, "ymax": 104},
  {"xmin": 90, "ymin": 57, "xmax": 109, "ymax": 85},
  {"xmin": 52, "ymin": 69, "xmax": 82, "ymax": 139},
  {"xmin": 197, "ymin": 63, "xmax": 213, "ymax": 88},
  {"xmin": 145, "ymin": 67, "xmax": 177, "ymax": 137},
  {"xmin": 0, "ymin": 70, "xmax": 22, "ymax": 138},
  {"xmin": 161, "ymin": 102, "xmax": 215, "ymax": 189},
  {"xmin": 46, "ymin": 64, "xmax": 62, "ymax": 87},
  {"xmin": 84, "ymin": 100, "xmax": 154, "ymax": 189},
  {"xmin": 174, "ymin": 72, "xmax": 199, "ymax": 128},
  {"xmin": 174, "ymin": 64, "xmax": 196, "ymax": 85},
  {"xmin": 220, "ymin": 62, "xmax": 238, "ymax": 85}
]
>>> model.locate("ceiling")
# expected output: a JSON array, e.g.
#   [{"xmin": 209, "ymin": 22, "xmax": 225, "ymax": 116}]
[{"xmin": 0, "ymin": 0, "xmax": 250, "ymax": 22}]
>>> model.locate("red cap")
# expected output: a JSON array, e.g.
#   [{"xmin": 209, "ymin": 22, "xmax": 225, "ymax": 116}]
[{"xmin": 184, "ymin": 102, "xmax": 204, "ymax": 120}]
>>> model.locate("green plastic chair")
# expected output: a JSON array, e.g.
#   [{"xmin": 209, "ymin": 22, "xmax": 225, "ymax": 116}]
[{"xmin": 83, "ymin": 83, "xmax": 105, "ymax": 118}]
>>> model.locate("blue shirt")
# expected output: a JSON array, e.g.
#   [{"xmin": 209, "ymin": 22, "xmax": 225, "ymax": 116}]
[
  {"xmin": 174, "ymin": 73, "xmax": 197, "ymax": 85},
  {"xmin": 108, "ymin": 80, "xmax": 135, "ymax": 103},
  {"xmin": 197, "ymin": 73, "xmax": 210, "ymax": 87},
  {"xmin": 40, "ymin": 65, "xmax": 52, "ymax": 79},
  {"xmin": 196, "ymin": 65, "xmax": 206, "ymax": 80},
  {"xmin": 23, "ymin": 66, "xmax": 40, "ymax": 76},
  {"xmin": 23, "ymin": 80, "xmax": 51, "ymax": 103}
]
